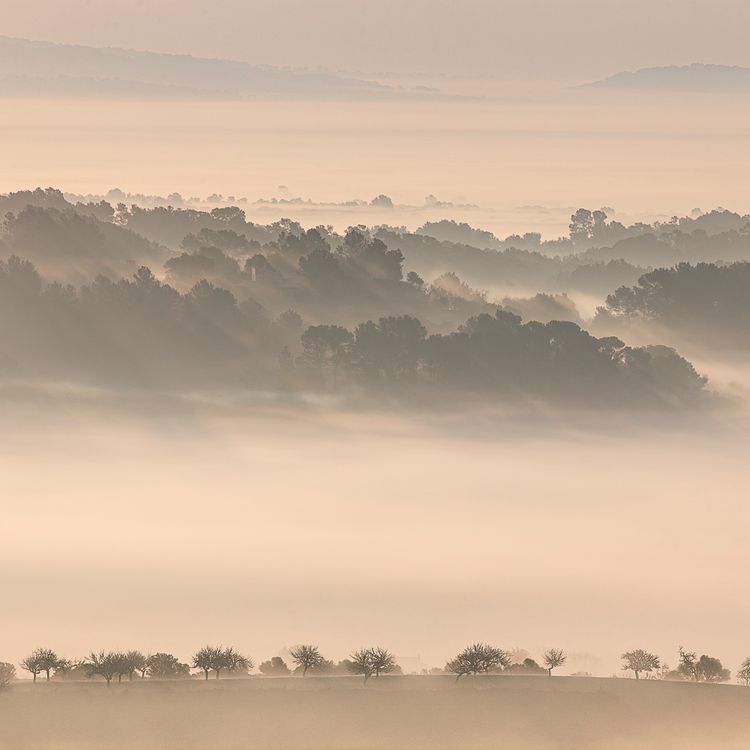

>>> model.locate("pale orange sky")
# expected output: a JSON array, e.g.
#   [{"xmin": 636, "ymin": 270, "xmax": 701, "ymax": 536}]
[{"xmin": 2, "ymin": 0, "xmax": 750, "ymax": 80}]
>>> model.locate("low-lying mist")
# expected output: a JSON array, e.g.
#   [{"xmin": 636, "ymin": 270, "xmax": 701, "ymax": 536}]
[{"xmin": 2, "ymin": 392, "xmax": 749, "ymax": 678}]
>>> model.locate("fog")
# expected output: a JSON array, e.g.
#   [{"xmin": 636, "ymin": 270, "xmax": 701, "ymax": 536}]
[
  {"xmin": 4, "ymin": 89, "xmax": 750, "ymax": 238},
  {"xmin": 2, "ymin": 396, "xmax": 749, "ymax": 678}
]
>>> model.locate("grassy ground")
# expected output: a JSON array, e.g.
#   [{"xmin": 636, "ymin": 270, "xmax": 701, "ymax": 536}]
[{"xmin": 1, "ymin": 674, "xmax": 749, "ymax": 749}]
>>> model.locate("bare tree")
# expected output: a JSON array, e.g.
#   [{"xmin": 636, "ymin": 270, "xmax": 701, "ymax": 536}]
[
  {"xmin": 0, "ymin": 662, "xmax": 15, "ymax": 689},
  {"xmin": 20, "ymin": 652, "xmax": 43, "ymax": 683},
  {"xmin": 370, "ymin": 647, "xmax": 397, "ymax": 678},
  {"xmin": 445, "ymin": 654, "xmax": 472, "ymax": 681},
  {"xmin": 446, "ymin": 643, "xmax": 509, "ymax": 681},
  {"xmin": 621, "ymin": 649, "xmax": 660, "ymax": 680},
  {"xmin": 677, "ymin": 647, "xmax": 698, "ymax": 680},
  {"xmin": 85, "ymin": 652, "xmax": 121, "ymax": 687},
  {"xmin": 124, "ymin": 651, "xmax": 147, "ymax": 681},
  {"xmin": 32, "ymin": 648, "xmax": 62, "ymax": 681},
  {"xmin": 290, "ymin": 645, "xmax": 325, "ymax": 676},
  {"xmin": 192, "ymin": 646, "xmax": 223, "ymax": 681},
  {"xmin": 737, "ymin": 658, "xmax": 750, "ymax": 685},
  {"xmin": 224, "ymin": 647, "xmax": 253, "ymax": 676},
  {"xmin": 348, "ymin": 649, "xmax": 375, "ymax": 683},
  {"xmin": 543, "ymin": 649, "xmax": 567, "ymax": 677},
  {"xmin": 112, "ymin": 652, "xmax": 130, "ymax": 683}
]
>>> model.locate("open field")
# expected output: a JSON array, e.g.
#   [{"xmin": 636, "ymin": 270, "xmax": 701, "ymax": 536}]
[{"xmin": 2, "ymin": 675, "xmax": 750, "ymax": 750}]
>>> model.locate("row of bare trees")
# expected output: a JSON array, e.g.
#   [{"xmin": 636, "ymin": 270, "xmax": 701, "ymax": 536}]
[
  {"xmin": 445, "ymin": 644, "xmax": 566, "ymax": 680},
  {"xmin": 5, "ymin": 643, "xmax": 748, "ymax": 688},
  {"xmin": 621, "ymin": 648, "xmax": 734, "ymax": 682},
  {"xmin": 6, "ymin": 644, "xmax": 399, "ymax": 687},
  {"xmin": 445, "ymin": 644, "xmax": 745, "ymax": 684}
]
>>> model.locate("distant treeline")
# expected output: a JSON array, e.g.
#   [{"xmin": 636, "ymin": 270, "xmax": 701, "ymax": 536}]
[
  {"xmin": 3, "ymin": 644, "xmax": 749, "ymax": 688},
  {"xmin": 596, "ymin": 262, "xmax": 750, "ymax": 346},
  {"xmin": 0, "ymin": 256, "xmax": 706, "ymax": 406},
  {"xmin": 5, "ymin": 190, "xmax": 750, "ymax": 307},
  {"xmin": 8, "ymin": 187, "xmax": 750, "ymax": 401}
]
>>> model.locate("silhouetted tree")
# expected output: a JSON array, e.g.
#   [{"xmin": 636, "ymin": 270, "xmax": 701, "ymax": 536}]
[
  {"xmin": 348, "ymin": 649, "xmax": 375, "ymax": 683},
  {"xmin": 369, "ymin": 647, "xmax": 397, "ymax": 678},
  {"xmin": 543, "ymin": 648, "xmax": 566, "ymax": 676},
  {"xmin": 224, "ymin": 647, "xmax": 253, "ymax": 676},
  {"xmin": 85, "ymin": 652, "xmax": 122, "ymax": 687},
  {"xmin": 676, "ymin": 647, "xmax": 698, "ymax": 680},
  {"xmin": 290, "ymin": 645, "xmax": 325, "ymax": 676},
  {"xmin": 446, "ymin": 643, "xmax": 509, "ymax": 681},
  {"xmin": 20, "ymin": 652, "xmax": 43, "ymax": 683},
  {"xmin": 124, "ymin": 650, "xmax": 146, "ymax": 680},
  {"xmin": 621, "ymin": 650, "xmax": 660, "ymax": 680},
  {"xmin": 25, "ymin": 648, "xmax": 61, "ymax": 681},
  {"xmin": 192, "ymin": 646, "xmax": 223, "ymax": 681}
]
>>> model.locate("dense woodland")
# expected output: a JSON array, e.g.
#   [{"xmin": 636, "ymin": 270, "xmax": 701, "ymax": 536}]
[
  {"xmin": 596, "ymin": 262, "xmax": 750, "ymax": 345},
  {"xmin": 4, "ymin": 188, "xmax": 750, "ymax": 406}
]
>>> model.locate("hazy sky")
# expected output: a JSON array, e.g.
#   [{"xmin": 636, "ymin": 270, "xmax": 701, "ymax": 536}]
[{"xmin": 3, "ymin": 0, "xmax": 750, "ymax": 80}]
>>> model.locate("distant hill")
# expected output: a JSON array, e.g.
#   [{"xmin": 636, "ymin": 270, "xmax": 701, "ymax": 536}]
[
  {"xmin": 587, "ymin": 63, "xmax": 750, "ymax": 91},
  {"xmin": 0, "ymin": 36, "xmax": 392, "ymax": 99}
]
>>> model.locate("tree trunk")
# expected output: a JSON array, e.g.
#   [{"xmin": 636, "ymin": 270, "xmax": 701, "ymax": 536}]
[
  {"xmin": 635, "ymin": 671, "xmax": 640, "ymax": 680},
  {"xmin": 204, "ymin": 669, "xmax": 209, "ymax": 681},
  {"xmin": 548, "ymin": 668, "xmax": 552, "ymax": 677},
  {"xmin": 46, "ymin": 670, "xmax": 51, "ymax": 681},
  {"xmin": 33, "ymin": 673, "xmax": 37, "ymax": 683}
]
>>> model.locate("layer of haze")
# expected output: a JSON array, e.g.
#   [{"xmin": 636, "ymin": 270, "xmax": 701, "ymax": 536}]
[
  {"xmin": 2, "ymin": 401, "xmax": 748, "ymax": 677},
  {"xmin": 4, "ymin": 89, "xmax": 750, "ymax": 238},
  {"xmin": 3, "ymin": 0, "xmax": 750, "ymax": 79}
]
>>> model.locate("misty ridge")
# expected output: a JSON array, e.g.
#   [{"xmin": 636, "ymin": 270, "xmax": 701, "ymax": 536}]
[
  {"xmin": 0, "ymin": 188, "xmax": 733, "ymax": 408},
  {"xmin": 0, "ymin": 36, "xmax": 385, "ymax": 95},
  {"xmin": 587, "ymin": 63, "xmax": 750, "ymax": 91},
  {"xmin": 0, "ymin": 36, "xmax": 440, "ymax": 100}
]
